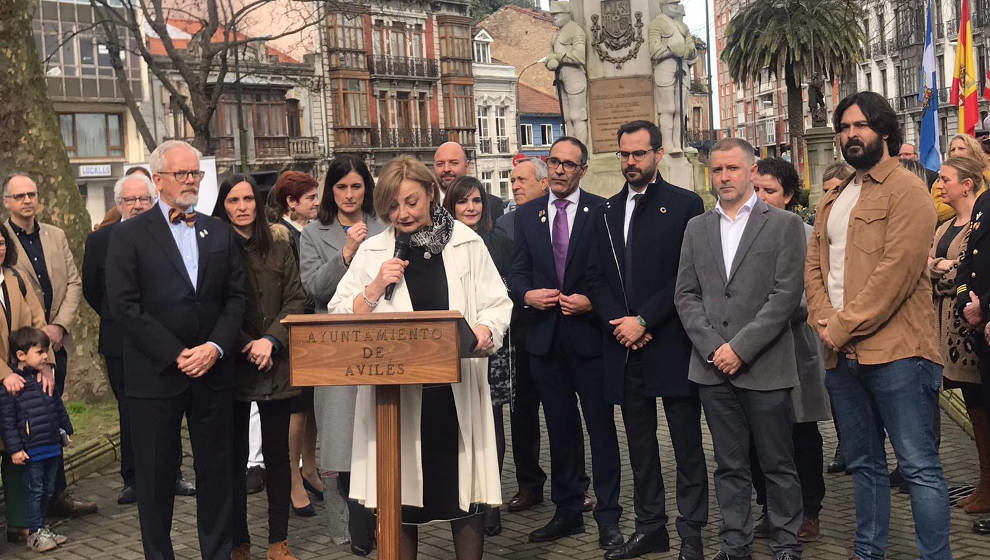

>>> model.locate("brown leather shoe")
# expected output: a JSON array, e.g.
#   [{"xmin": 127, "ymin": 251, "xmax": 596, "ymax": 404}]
[
  {"xmin": 507, "ymin": 489, "xmax": 543, "ymax": 512},
  {"xmin": 231, "ymin": 543, "xmax": 251, "ymax": 560},
  {"xmin": 267, "ymin": 541, "xmax": 298, "ymax": 560},
  {"xmin": 49, "ymin": 492, "xmax": 98, "ymax": 517},
  {"xmin": 797, "ymin": 516, "xmax": 821, "ymax": 542},
  {"xmin": 582, "ymin": 493, "xmax": 595, "ymax": 512}
]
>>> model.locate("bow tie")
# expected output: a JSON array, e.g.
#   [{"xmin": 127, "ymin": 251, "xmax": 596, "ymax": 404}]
[{"xmin": 168, "ymin": 208, "xmax": 196, "ymax": 227}]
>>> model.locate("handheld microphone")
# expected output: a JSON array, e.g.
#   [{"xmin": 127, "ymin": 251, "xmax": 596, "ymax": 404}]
[{"xmin": 384, "ymin": 232, "xmax": 412, "ymax": 301}]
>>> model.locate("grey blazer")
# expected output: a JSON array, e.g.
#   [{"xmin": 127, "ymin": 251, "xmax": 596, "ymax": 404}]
[
  {"xmin": 494, "ymin": 210, "xmax": 515, "ymax": 243},
  {"xmin": 790, "ymin": 224, "xmax": 830, "ymax": 422},
  {"xmin": 674, "ymin": 197, "xmax": 806, "ymax": 391},
  {"xmin": 298, "ymin": 213, "xmax": 385, "ymax": 312}
]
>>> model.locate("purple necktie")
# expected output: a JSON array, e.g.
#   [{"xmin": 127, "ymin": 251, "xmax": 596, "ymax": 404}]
[{"xmin": 552, "ymin": 198, "xmax": 571, "ymax": 289}]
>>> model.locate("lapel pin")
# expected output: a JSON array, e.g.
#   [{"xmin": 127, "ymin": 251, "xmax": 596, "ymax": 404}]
[
  {"xmin": 582, "ymin": 206, "xmax": 589, "ymax": 213},
  {"xmin": 539, "ymin": 209, "xmax": 546, "ymax": 216},
  {"xmin": 541, "ymin": 216, "xmax": 547, "ymax": 223},
  {"xmin": 659, "ymin": 207, "xmax": 668, "ymax": 214},
  {"xmin": 199, "ymin": 229, "xmax": 209, "ymax": 238}
]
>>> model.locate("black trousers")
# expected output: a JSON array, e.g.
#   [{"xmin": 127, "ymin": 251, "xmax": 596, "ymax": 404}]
[
  {"xmin": 51, "ymin": 348, "xmax": 67, "ymax": 499},
  {"xmin": 699, "ymin": 383, "xmax": 802, "ymax": 558},
  {"xmin": 620, "ymin": 355, "xmax": 707, "ymax": 538},
  {"xmin": 509, "ymin": 329, "xmax": 548, "ymax": 495},
  {"xmin": 751, "ymin": 421, "xmax": 825, "ymax": 518},
  {"xmin": 232, "ymin": 399, "xmax": 291, "ymax": 545},
  {"xmin": 530, "ymin": 340, "xmax": 621, "ymax": 527},
  {"xmin": 337, "ymin": 472, "xmax": 375, "ymax": 549},
  {"xmin": 105, "ymin": 357, "xmax": 136, "ymax": 486},
  {"xmin": 130, "ymin": 381, "xmax": 233, "ymax": 560}
]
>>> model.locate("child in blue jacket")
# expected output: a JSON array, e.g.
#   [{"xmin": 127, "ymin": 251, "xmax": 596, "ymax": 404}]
[{"xmin": 0, "ymin": 327, "xmax": 72, "ymax": 552}]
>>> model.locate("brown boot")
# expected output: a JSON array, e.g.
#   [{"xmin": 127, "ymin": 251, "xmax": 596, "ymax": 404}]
[
  {"xmin": 964, "ymin": 407, "xmax": 990, "ymax": 513},
  {"xmin": 267, "ymin": 541, "xmax": 298, "ymax": 560},
  {"xmin": 231, "ymin": 543, "xmax": 251, "ymax": 560}
]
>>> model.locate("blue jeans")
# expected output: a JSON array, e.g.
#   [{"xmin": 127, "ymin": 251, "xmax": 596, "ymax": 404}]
[
  {"xmin": 826, "ymin": 357, "xmax": 951, "ymax": 560},
  {"xmin": 24, "ymin": 456, "xmax": 58, "ymax": 532}
]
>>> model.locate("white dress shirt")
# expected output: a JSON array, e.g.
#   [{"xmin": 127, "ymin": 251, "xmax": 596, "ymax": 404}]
[
  {"xmin": 548, "ymin": 188, "xmax": 582, "ymax": 243},
  {"xmin": 158, "ymin": 200, "xmax": 199, "ymax": 291},
  {"xmin": 713, "ymin": 191, "xmax": 758, "ymax": 277},
  {"xmin": 624, "ymin": 184, "xmax": 649, "ymax": 242}
]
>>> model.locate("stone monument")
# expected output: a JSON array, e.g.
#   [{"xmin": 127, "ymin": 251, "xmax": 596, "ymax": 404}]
[{"xmin": 546, "ymin": 0, "xmax": 703, "ymax": 196}]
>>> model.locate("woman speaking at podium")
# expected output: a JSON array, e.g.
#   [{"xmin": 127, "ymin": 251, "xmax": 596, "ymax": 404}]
[{"xmin": 328, "ymin": 155, "xmax": 512, "ymax": 560}]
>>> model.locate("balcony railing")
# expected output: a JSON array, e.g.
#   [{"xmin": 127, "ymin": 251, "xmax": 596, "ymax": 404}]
[
  {"xmin": 289, "ymin": 137, "xmax": 321, "ymax": 158},
  {"xmin": 479, "ymin": 137, "xmax": 492, "ymax": 154},
  {"xmin": 497, "ymin": 136, "xmax": 509, "ymax": 153},
  {"xmin": 871, "ymin": 40, "xmax": 886, "ymax": 58},
  {"xmin": 255, "ymin": 136, "xmax": 289, "ymax": 159},
  {"xmin": 372, "ymin": 128, "xmax": 447, "ymax": 149},
  {"xmin": 334, "ymin": 128, "xmax": 373, "ymax": 149},
  {"xmin": 368, "ymin": 56, "xmax": 439, "ymax": 79},
  {"xmin": 166, "ymin": 136, "xmax": 235, "ymax": 160}
]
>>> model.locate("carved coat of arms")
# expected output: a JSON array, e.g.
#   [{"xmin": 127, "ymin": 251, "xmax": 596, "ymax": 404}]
[{"xmin": 591, "ymin": 0, "xmax": 644, "ymax": 69}]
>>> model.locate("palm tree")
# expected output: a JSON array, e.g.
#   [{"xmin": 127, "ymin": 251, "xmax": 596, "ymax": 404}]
[{"xmin": 721, "ymin": 0, "xmax": 865, "ymax": 160}]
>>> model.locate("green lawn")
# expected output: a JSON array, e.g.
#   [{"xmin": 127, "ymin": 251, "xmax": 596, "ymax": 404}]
[{"xmin": 63, "ymin": 400, "xmax": 119, "ymax": 448}]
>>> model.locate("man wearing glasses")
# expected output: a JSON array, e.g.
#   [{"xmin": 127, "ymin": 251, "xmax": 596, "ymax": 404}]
[
  {"xmin": 587, "ymin": 121, "xmax": 707, "ymax": 560},
  {"xmin": 1, "ymin": 173, "xmax": 96, "ymax": 518},
  {"xmin": 105, "ymin": 140, "xmax": 246, "ymax": 560},
  {"xmin": 509, "ymin": 137, "xmax": 623, "ymax": 550}
]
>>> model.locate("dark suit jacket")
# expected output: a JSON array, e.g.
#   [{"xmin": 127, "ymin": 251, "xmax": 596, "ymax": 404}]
[
  {"xmin": 957, "ymin": 191, "xmax": 990, "ymax": 322},
  {"xmin": 588, "ymin": 179, "xmax": 704, "ymax": 402},
  {"xmin": 82, "ymin": 223, "xmax": 120, "ymax": 358},
  {"xmin": 495, "ymin": 211, "xmax": 515, "ymax": 243},
  {"xmin": 509, "ymin": 190, "xmax": 604, "ymax": 358},
  {"xmin": 105, "ymin": 207, "xmax": 246, "ymax": 399},
  {"xmin": 485, "ymin": 192, "xmax": 505, "ymax": 223}
]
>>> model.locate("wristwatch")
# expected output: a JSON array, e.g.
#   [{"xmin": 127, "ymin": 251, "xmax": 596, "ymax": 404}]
[{"xmin": 636, "ymin": 315, "xmax": 647, "ymax": 327}]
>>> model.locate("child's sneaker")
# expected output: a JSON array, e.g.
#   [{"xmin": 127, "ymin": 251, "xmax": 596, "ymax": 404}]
[
  {"xmin": 27, "ymin": 529, "xmax": 56, "ymax": 552},
  {"xmin": 42, "ymin": 527, "xmax": 67, "ymax": 545}
]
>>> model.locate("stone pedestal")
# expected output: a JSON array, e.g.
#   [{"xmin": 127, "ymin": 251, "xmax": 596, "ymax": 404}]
[{"xmin": 804, "ymin": 126, "xmax": 837, "ymax": 210}]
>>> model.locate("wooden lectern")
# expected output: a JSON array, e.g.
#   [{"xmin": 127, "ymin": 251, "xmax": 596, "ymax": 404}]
[{"xmin": 282, "ymin": 311, "xmax": 472, "ymax": 560}]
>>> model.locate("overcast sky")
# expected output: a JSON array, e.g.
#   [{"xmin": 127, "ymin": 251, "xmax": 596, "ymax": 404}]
[{"xmin": 534, "ymin": 0, "xmax": 721, "ymax": 120}]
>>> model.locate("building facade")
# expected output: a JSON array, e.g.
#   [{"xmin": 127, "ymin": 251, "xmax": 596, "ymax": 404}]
[
  {"xmin": 517, "ymin": 82, "xmax": 563, "ymax": 160},
  {"xmin": 32, "ymin": 0, "xmax": 148, "ymax": 226},
  {"xmin": 322, "ymin": 0, "xmax": 476, "ymax": 173},
  {"xmin": 472, "ymin": 29, "xmax": 517, "ymax": 202}
]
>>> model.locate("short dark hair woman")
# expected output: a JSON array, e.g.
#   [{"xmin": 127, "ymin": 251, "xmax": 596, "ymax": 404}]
[
  {"xmin": 212, "ymin": 174, "xmax": 307, "ymax": 560},
  {"xmin": 298, "ymin": 155, "xmax": 383, "ymax": 554}
]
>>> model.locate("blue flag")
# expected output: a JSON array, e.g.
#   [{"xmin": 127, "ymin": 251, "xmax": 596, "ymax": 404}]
[{"xmin": 919, "ymin": 0, "xmax": 941, "ymax": 171}]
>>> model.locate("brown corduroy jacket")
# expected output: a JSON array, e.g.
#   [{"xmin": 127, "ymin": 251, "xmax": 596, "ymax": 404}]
[{"xmin": 805, "ymin": 155, "xmax": 943, "ymax": 369}]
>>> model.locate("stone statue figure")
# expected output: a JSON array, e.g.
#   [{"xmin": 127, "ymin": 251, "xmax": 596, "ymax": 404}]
[
  {"xmin": 546, "ymin": 1, "xmax": 589, "ymax": 146},
  {"xmin": 808, "ymin": 72, "xmax": 828, "ymax": 127},
  {"xmin": 648, "ymin": 0, "xmax": 697, "ymax": 155}
]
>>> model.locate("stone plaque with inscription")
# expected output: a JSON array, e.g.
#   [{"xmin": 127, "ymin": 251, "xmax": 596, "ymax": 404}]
[
  {"xmin": 283, "ymin": 311, "xmax": 463, "ymax": 386},
  {"xmin": 588, "ymin": 76, "xmax": 655, "ymax": 153}
]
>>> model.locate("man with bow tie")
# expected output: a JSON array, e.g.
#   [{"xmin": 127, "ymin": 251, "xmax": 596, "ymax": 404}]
[{"xmin": 106, "ymin": 140, "xmax": 246, "ymax": 560}]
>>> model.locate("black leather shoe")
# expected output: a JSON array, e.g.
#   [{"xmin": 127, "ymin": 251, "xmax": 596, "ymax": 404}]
[
  {"xmin": 483, "ymin": 505, "xmax": 502, "ymax": 536},
  {"xmin": 174, "ymin": 477, "xmax": 197, "ymax": 496},
  {"xmin": 598, "ymin": 525, "xmax": 624, "ymax": 550},
  {"xmin": 678, "ymin": 536, "xmax": 703, "ymax": 560},
  {"xmin": 826, "ymin": 448, "xmax": 846, "ymax": 474},
  {"xmin": 603, "ymin": 529, "xmax": 668, "ymax": 558},
  {"xmin": 583, "ymin": 494, "xmax": 596, "ymax": 512},
  {"xmin": 711, "ymin": 551, "xmax": 752, "ymax": 560},
  {"xmin": 292, "ymin": 501, "xmax": 317, "ymax": 517},
  {"xmin": 351, "ymin": 543, "xmax": 372, "ymax": 556},
  {"xmin": 117, "ymin": 485, "xmax": 136, "ymax": 505},
  {"xmin": 973, "ymin": 517, "xmax": 990, "ymax": 534},
  {"xmin": 529, "ymin": 514, "xmax": 584, "ymax": 542},
  {"xmin": 246, "ymin": 466, "xmax": 265, "ymax": 495},
  {"xmin": 508, "ymin": 489, "xmax": 544, "ymax": 512}
]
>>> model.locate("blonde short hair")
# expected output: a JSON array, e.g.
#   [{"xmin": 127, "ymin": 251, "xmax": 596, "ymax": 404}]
[
  {"xmin": 948, "ymin": 134, "xmax": 990, "ymax": 169},
  {"xmin": 373, "ymin": 156, "xmax": 440, "ymax": 223},
  {"xmin": 942, "ymin": 156, "xmax": 988, "ymax": 194}
]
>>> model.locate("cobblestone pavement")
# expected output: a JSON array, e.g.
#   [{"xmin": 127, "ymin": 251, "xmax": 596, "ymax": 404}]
[{"xmin": 8, "ymin": 404, "xmax": 989, "ymax": 559}]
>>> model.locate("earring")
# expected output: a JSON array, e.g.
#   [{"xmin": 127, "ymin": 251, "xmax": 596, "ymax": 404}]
[{"xmin": 289, "ymin": 206, "xmax": 298, "ymax": 221}]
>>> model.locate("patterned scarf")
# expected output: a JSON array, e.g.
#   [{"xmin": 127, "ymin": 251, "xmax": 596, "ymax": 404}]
[{"xmin": 409, "ymin": 205, "xmax": 454, "ymax": 255}]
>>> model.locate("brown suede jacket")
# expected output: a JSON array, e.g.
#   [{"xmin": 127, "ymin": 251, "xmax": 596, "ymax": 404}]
[{"xmin": 805, "ymin": 155, "xmax": 942, "ymax": 369}]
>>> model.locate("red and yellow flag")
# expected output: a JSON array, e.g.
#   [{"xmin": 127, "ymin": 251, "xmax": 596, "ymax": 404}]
[{"xmin": 952, "ymin": 0, "xmax": 979, "ymax": 135}]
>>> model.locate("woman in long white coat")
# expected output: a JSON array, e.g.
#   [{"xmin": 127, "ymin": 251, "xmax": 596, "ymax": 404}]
[{"xmin": 328, "ymin": 155, "xmax": 511, "ymax": 560}]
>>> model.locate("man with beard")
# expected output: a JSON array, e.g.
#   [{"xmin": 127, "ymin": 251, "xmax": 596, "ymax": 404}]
[
  {"xmin": 106, "ymin": 140, "xmax": 246, "ymax": 560},
  {"xmin": 675, "ymin": 138, "xmax": 806, "ymax": 560},
  {"xmin": 433, "ymin": 142, "xmax": 505, "ymax": 220},
  {"xmin": 805, "ymin": 92, "xmax": 950, "ymax": 560},
  {"xmin": 588, "ymin": 121, "xmax": 707, "ymax": 560}
]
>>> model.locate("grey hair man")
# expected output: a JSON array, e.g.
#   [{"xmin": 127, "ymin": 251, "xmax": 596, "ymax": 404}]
[{"xmin": 113, "ymin": 173, "xmax": 157, "ymax": 220}]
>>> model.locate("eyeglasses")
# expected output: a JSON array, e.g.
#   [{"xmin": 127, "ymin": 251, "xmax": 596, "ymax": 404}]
[
  {"xmin": 121, "ymin": 196, "xmax": 154, "ymax": 205},
  {"xmin": 547, "ymin": 157, "xmax": 584, "ymax": 172},
  {"xmin": 159, "ymin": 170, "xmax": 206, "ymax": 182},
  {"xmin": 3, "ymin": 192, "xmax": 37, "ymax": 201},
  {"xmin": 616, "ymin": 149, "xmax": 657, "ymax": 162}
]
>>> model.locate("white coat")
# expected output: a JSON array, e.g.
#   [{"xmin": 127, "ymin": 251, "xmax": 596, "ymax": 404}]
[{"xmin": 327, "ymin": 220, "xmax": 512, "ymax": 510}]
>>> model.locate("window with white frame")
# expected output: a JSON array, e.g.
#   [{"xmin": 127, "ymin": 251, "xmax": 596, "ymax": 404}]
[
  {"xmin": 481, "ymin": 171, "xmax": 494, "ymax": 193},
  {"xmin": 519, "ymin": 124, "xmax": 533, "ymax": 146},
  {"xmin": 499, "ymin": 170, "xmax": 511, "ymax": 199},
  {"xmin": 473, "ymin": 40, "xmax": 491, "ymax": 64},
  {"xmin": 540, "ymin": 124, "xmax": 554, "ymax": 145},
  {"xmin": 495, "ymin": 106, "xmax": 506, "ymax": 137},
  {"xmin": 477, "ymin": 106, "xmax": 490, "ymax": 138}
]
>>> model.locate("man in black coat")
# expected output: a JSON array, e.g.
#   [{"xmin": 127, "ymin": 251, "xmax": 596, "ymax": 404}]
[
  {"xmin": 588, "ymin": 121, "xmax": 708, "ymax": 560},
  {"xmin": 105, "ymin": 140, "xmax": 246, "ymax": 560},
  {"xmin": 509, "ymin": 137, "xmax": 623, "ymax": 550},
  {"xmin": 82, "ymin": 172, "xmax": 196, "ymax": 505}
]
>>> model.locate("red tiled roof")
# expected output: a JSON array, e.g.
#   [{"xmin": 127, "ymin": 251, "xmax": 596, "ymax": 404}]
[
  {"xmin": 146, "ymin": 18, "xmax": 299, "ymax": 64},
  {"xmin": 517, "ymin": 82, "xmax": 560, "ymax": 115},
  {"xmin": 504, "ymin": 4, "xmax": 553, "ymax": 23}
]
